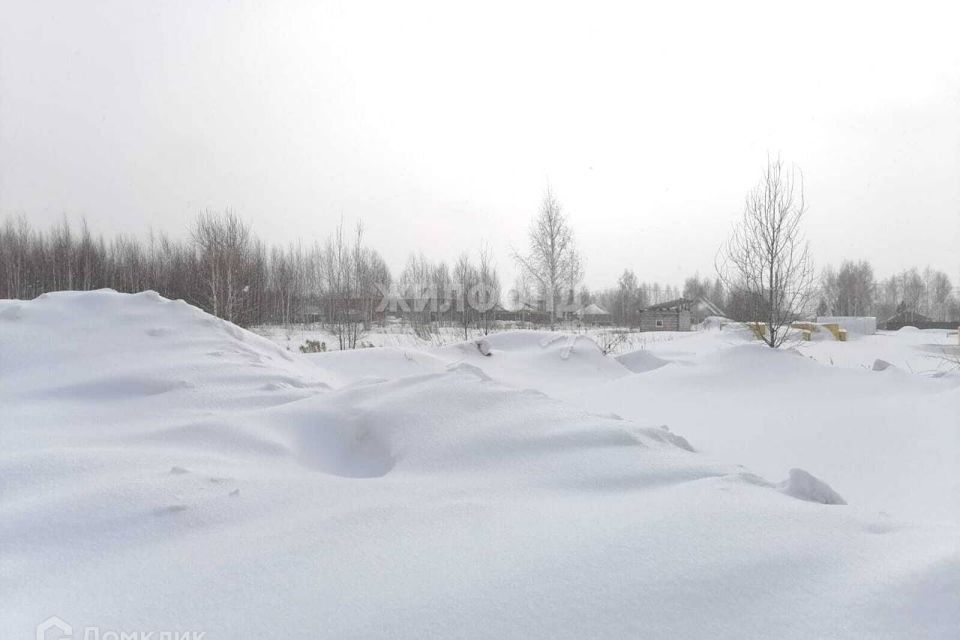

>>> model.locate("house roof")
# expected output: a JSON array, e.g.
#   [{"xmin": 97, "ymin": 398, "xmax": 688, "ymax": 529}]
[
  {"xmin": 501, "ymin": 299, "xmax": 542, "ymax": 313},
  {"xmin": 883, "ymin": 309, "xmax": 931, "ymax": 324},
  {"xmin": 577, "ymin": 303, "xmax": 610, "ymax": 316},
  {"xmin": 640, "ymin": 297, "xmax": 693, "ymax": 312}
]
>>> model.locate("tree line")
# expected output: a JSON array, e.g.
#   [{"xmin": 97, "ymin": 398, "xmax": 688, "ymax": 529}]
[
  {"xmin": 0, "ymin": 211, "xmax": 511, "ymax": 345},
  {"xmin": 2, "ymin": 166, "xmax": 956, "ymax": 351},
  {"xmin": 818, "ymin": 261, "xmax": 956, "ymax": 322},
  {"xmin": 0, "ymin": 212, "xmax": 391, "ymax": 348}
]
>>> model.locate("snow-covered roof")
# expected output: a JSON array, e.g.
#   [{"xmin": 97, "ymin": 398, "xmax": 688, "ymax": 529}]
[
  {"xmin": 641, "ymin": 297, "xmax": 693, "ymax": 312},
  {"xmin": 500, "ymin": 299, "xmax": 542, "ymax": 313},
  {"xmin": 577, "ymin": 303, "xmax": 610, "ymax": 316}
]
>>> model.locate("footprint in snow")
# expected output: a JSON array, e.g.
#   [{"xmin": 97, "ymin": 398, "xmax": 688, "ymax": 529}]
[{"xmin": 169, "ymin": 466, "xmax": 190, "ymax": 475}]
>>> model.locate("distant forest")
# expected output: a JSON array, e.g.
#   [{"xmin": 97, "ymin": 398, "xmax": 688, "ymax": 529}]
[{"xmin": 1, "ymin": 213, "xmax": 956, "ymax": 334}]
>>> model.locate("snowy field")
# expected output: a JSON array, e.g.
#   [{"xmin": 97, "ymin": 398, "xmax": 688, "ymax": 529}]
[
  {"xmin": 3, "ymin": 290, "xmax": 959, "ymax": 639},
  {"xmin": 253, "ymin": 321, "xmax": 715, "ymax": 356}
]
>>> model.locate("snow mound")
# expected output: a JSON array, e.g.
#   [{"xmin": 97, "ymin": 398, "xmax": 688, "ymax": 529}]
[
  {"xmin": 616, "ymin": 349, "xmax": 671, "ymax": 373},
  {"xmin": 445, "ymin": 361, "xmax": 493, "ymax": 381},
  {"xmin": 700, "ymin": 342, "xmax": 810, "ymax": 369},
  {"xmin": 439, "ymin": 330, "xmax": 630, "ymax": 397},
  {"xmin": 872, "ymin": 358, "xmax": 894, "ymax": 371},
  {"xmin": 475, "ymin": 337, "xmax": 492, "ymax": 356},
  {"xmin": 4, "ymin": 291, "xmax": 957, "ymax": 638},
  {"xmin": 0, "ymin": 290, "xmax": 324, "ymax": 405},
  {"xmin": 305, "ymin": 346, "xmax": 449, "ymax": 386},
  {"xmin": 261, "ymin": 371, "xmax": 707, "ymax": 482},
  {"xmin": 778, "ymin": 468, "xmax": 847, "ymax": 505}
]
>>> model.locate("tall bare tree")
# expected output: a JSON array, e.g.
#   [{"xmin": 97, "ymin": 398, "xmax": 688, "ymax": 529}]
[
  {"xmin": 321, "ymin": 219, "xmax": 370, "ymax": 350},
  {"xmin": 820, "ymin": 260, "xmax": 875, "ymax": 316},
  {"xmin": 929, "ymin": 270, "xmax": 953, "ymax": 321},
  {"xmin": 616, "ymin": 269, "xmax": 638, "ymax": 326},
  {"xmin": 191, "ymin": 210, "xmax": 253, "ymax": 324},
  {"xmin": 717, "ymin": 157, "xmax": 814, "ymax": 347},
  {"xmin": 477, "ymin": 242, "xmax": 500, "ymax": 334},
  {"xmin": 511, "ymin": 270, "xmax": 534, "ymax": 324},
  {"xmin": 399, "ymin": 252, "xmax": 435, "ymax": 336},
  {"xmin": 432, "ymin": 261, "xmax": 452, "ymax": 326},
  {"xmin": 513, "ymin": 187, "xmax": 583, "ymax": 329},
  {"xmin": 453, "ymin": 252, "xmax": 478, "ymax": 339}
]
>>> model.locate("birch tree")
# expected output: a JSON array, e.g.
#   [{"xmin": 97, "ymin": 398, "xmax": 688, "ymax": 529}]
[
  {"xmin": 453, "ymin": 252, "xmax": 478, "ymax": 339},
  {"xmin": 717, "ymin": 157, "xmax": 814, "ymax": 347},
  {"xmin": 191, "ymin": 210, "xmax": 253, "ymax": 324},
  {"xmin": 514, "ymin": 187, "xmax": 583, "ymax": 328}
]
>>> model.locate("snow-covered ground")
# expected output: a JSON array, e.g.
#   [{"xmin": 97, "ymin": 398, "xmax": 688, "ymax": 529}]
[
  {"xmin": 2, "ymin": 291, "xmax": 958, "ymax": 639},
  {"xmin": 253, "ymin": 320, "xmax": 743, "ymax": 356}
]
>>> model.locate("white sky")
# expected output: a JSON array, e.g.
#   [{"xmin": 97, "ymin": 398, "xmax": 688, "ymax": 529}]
[{"xmin": 1, "ymin": 0, "xmax": 958, "ymax": 289}]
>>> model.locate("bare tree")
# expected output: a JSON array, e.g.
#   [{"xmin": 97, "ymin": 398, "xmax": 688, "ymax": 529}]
[
  {"xmin": 513, "ymin": 186, "xmax": 583, "ymax": 329},
  {"xmin": 453, "ymin": 252, "xmax": 478, "ymax": 339},
  {"xmin": 321, "ymin": 219, "xmax": 370, "ymax": 350},
  {"xmin": 820, "ymin": 260, "xmax": 875, "ymax": 316},
  {"xmin": 191, "ymin": 210, "xmax": 254, "ymax": 324},
  {"xmin": 432, "ymin": 261, "xmax": 452, "ymax": 326},
  {"xmin": 365, "ymin": 249, "xmax": 392, "ymax": 325},
  {"xmin": 616, "ymin": 269, "xmax": 638, "ymax": 326},
  {"xmin": 269, "ymin": 243, "xmax": 307, "ymax": 326},
  {"xmin": 929, "ymin": 270, "xmax": 953, "ymax": 321},
  {"xmin": 900, "ymin": 268, "xmax": 925, "ymax": 314},
  {"xmin": 477, "ymin": 242, "xmax": 500, "ymax": 334},
  {"xmin": 400, "ymin": 252, "xmax": 435, "ymax": 337},
  {"xmin": 717, "ymin": 157, "xmax": 814, "ymax": 347},
  {"xmin": 511, "ymin": 270, "xmax": 534, "ymax": 324}
]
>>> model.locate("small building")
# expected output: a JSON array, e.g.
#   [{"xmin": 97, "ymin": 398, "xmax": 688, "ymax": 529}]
[
  {"xmin": 576, "ymin": 303, "xmax": 612, "ymax": 326},
  {"xmin": 880, "ymin": 310, "xmax": 957, "ymax": 331},
  {"xmin": 496, "ymin": 300, "xmax": 549, "ymax": 325},
  {"xmin": 637, "ymin": 298, "xmax": 693, "ymax": 332}
]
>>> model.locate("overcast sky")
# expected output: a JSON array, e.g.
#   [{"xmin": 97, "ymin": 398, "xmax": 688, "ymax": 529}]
[{"xmin": 1, "ymin": 1, "xmax": 958, "ymax": 289}]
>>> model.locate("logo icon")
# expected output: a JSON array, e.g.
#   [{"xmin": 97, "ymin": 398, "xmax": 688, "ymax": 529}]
[{"xmin": 36, "ymin": 616, "xmax": 72, "ymax": 640}]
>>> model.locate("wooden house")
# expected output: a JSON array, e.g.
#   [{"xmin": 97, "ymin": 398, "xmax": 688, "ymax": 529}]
[{"xmin": 637, "ymin": 298, "xmax": 693, "ymax": 332}]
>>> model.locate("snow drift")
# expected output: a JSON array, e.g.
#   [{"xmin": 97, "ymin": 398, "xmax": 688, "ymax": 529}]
[
  {"xmin": 2, "ymin": 291, "xmax": 958, "ymax": 639},
  {"xmin": 616, "ymin": 348, "xmax": 671, "ymax": 373}
]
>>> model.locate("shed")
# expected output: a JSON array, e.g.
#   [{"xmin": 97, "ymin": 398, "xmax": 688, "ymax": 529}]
[
  {"xmin": 498, "ymin": 299, "xmax": 548, "ymax": 324},
  {"xmin": 880, "ymin": 310, "xmax": 957, "ymax": 331},
  {"xmin": 637, "ymin": 298, "xmax": 693, "ymax": 332}
]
